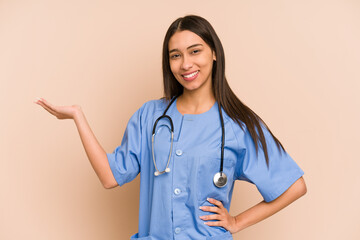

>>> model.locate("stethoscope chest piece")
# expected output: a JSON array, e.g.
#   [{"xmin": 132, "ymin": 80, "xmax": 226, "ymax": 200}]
[{"xmin": 213, "ymin": 172, "xmax": 227, "ymax": 188}]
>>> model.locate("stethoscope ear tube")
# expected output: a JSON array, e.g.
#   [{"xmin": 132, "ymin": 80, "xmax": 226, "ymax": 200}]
[
  {"xmin": 152, "ymin": 115, "xmax": 174, "ymax": 135},
  {"xmin": 152, "ymin": 97, "xmax": 177, "ymax": 176},
  {"xmin": 152, "ymin": 128, "xmax": 174, "ymax": 176}
]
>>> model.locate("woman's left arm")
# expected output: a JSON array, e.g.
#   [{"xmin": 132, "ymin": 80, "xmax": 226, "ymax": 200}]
[{"xmin": 199, "ymin": 176, "xmax": 307, "ymax": 234}]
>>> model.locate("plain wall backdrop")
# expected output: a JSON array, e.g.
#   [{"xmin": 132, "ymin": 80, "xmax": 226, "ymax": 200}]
[{"xmin": 1, "ymin": 0, "xmax": 359, "ymax": 239}]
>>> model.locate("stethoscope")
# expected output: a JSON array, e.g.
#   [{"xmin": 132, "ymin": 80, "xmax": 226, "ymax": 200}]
[{"xmin": 151, "ymin": 96, "xmax": 228, "ymax": 188}]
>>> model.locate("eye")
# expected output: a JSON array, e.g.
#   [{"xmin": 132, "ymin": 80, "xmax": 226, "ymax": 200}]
[
  {"xmin": 170, "ymin": 54, "xmax": 180, "ymax": 59},
  {"xmin": 191, "ymin": 49, "xmax": 201, "ymax": 54}
]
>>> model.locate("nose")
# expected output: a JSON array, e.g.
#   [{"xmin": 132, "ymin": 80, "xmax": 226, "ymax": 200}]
[{"xmin": 181, "ymin": 55, "xmax": 193, "ymax": 70}]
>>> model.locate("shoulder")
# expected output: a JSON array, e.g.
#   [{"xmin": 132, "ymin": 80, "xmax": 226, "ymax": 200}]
[
  {"xmin": 223, "ymin": 111, "xmax": 275, "ymax": 149},
  {"xmin": 126, "ymin": 98, "xmax": 168, "ymax": 129},
  {"xmin": 132, "ymin": 98, "xmax": 169, "ymax": 122},
  {"xmin": 142, "ymin": 98, "xmax": 168, "ymax": 109},
  {"xmin": 138, "ymin": 98, "xmax": 168, "ymax": 114},
  {"xmin": 223, "ymin": 110, "xmax": 273, "ymax": 137},
  {"xmin": 222, "ymin": 110, "xmax": 247, "ymax": 136}
]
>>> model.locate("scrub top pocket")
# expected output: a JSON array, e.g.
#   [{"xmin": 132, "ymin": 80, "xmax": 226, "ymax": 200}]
[{"xmin": 196, "ymin": 156, "xmax": 236, "ymax": 202}]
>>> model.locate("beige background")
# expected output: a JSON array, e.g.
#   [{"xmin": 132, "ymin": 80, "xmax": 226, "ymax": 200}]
[{"xmin": 1, "ymin": 0, "xmax": 359, "ymax": 239}]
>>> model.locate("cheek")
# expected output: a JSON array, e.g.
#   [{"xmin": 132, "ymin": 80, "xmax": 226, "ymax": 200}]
[
  {"xmin": 169, "ymin": 62, "xmax": 182, "ymax": 83},
  {"xmin": 198, "ymin": 55, "xmax": 214, "ymax": 69},
  {"xmin": 169, "ymin": 62, "xmax": 178, "ymax": 75},
  {"xmin": 199, "ymin": 60, "xmax": 213, "ymax": 73}
]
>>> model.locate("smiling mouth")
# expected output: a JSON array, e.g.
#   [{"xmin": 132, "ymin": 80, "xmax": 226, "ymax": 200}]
[{"xmin": 182, "ymin": 71, "xmax": 199, "ymax": 81}]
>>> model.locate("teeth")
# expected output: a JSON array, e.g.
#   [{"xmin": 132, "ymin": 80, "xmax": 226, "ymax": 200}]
[{"xmin": 183, "ymin": 71, "xmax": 198, "ymax": 78}]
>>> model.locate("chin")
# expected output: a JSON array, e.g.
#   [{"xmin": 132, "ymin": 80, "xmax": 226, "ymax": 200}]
[{"xmin": 182, "ymin": 84, "xmax": 201, "ymax": 92}]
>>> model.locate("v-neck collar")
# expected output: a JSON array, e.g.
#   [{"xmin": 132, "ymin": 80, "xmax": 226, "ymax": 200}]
[{"xmin": 173, "ymin": 98, "xmax": 218, "ymax": 121}]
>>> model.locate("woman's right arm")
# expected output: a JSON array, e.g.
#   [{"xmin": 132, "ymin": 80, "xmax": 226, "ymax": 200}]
[{"xmin": 34, "ymin": 98, "xmax": 118, "ymax": 189}]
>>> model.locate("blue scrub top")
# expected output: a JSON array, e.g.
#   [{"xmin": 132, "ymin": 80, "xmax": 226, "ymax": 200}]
[{"xmin": 107, "ymin": 98, "xmax": 304, "ymax": 240}]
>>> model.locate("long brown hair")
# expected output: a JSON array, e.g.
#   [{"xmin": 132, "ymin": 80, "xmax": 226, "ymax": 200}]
[{"xmin": 162, "ymin": 15, "xmax": 285, "ymax": 166}]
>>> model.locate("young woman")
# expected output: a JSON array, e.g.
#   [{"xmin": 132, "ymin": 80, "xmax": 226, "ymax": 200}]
[{"xmin": 35, "ymin": 15, "xmax": 306, "ymax": 240}]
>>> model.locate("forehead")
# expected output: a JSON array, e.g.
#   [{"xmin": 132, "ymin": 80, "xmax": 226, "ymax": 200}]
[{"xmin": 168, "ymin": 30, "xmax": 207, "ymax": 51}]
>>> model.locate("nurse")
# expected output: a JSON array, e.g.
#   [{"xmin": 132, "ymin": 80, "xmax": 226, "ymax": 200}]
[{"xmin": 35, "ymin": 15, "xmax": 307, "ymax": 240}]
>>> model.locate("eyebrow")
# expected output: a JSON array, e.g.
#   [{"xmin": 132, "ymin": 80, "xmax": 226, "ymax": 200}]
[{"xmin": 169, "ymin": 44, "xmax": 203, "ymax": 54}]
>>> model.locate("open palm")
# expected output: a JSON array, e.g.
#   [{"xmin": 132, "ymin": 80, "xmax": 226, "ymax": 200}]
[{"xmin": 34, "ymin": 97, "xmax": 80, "ymax": 120}]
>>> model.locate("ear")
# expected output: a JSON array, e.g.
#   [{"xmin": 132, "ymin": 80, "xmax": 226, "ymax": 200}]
[{"xmin": 212, "ymin": 51, "xmax": 217, "ymax": 61}]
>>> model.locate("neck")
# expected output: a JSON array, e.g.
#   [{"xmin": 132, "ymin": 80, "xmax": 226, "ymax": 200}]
[{"xmin": 177, "ymin": 88, "xmax": 215, "ymax": 115}]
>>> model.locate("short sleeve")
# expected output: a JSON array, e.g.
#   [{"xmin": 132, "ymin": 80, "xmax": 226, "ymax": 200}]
[
  {"xmin": 107, "ymin": 105, "xmax": 144, "ymax": 187},
  {"xmin": 235, "ymin": 124, "xmax": 304, "ymax": 202}
]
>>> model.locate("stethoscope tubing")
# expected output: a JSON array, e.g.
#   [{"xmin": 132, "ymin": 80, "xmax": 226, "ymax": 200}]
[
  {"xmin": 218, "ymin": 102, "xmax": 225, "ymax": 174},
  {"xmin": 151, "ymin": 95, "xmax": 227, "ymax": 187}
]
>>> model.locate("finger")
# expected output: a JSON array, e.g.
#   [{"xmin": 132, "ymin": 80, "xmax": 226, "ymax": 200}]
[
  {"xmin": 33, "ymin": 97, "xmax": 43, "ymax": 104},
  {"xmin": 36, "ymin": 100, "xmax": 53, "ymax": 111},
  {"xmin": 199, "ymin": 214, "xmax": 221, "ymax": 221},
  {"xmin": 34, "ymin": 97, "xmax": 48, "ymax": 105},
  {"xmin": 36, "ymin": 98, "xmax": 59, "ymax": 113},
  {"xmin": 207, "ymin": 198, "xmax": 224, "ymax": 209},
  {"xmin": 36, "ymin": 100, "xmax": 58, "ymax": 116},
  {"xmin": 39, "ymin": 98, "xmax": 57, "ymax": 111},
  {"xmin": 204, "ymin": 220, "xmax": 222, "ymax": 227},
  {"xmin": 199, "ymin": 206, "xmax": 220, "ymax": 213}
]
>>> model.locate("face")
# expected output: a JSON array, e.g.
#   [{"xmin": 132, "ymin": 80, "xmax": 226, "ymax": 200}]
[{"xmin": 168, "ymin": 30, "xmax": 216, "ymax": 94}]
